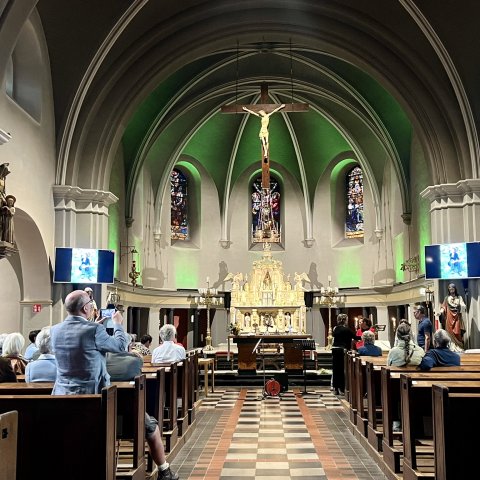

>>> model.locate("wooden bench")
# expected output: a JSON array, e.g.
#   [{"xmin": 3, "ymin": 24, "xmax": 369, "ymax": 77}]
[
  {"xmin": 380, "ymin": 366, "xmax": 480, "ymax": 474},
  {"xmin": 143, "ymin": 363, "xmax": 178, "ymax": 452},
  {"xmin": 0, "ymin": 410, "xmax": 17, "ymax": 480},
  {"xmin": 113, "ymin": 376, "xmax": 146, "ymax": 480},
  {"xmin": 0, "ymin": 386, "xmax": 117, "ymax": 480},
  {"xmin": 432, "ymin": 385, "xmax": 480, "ymax": 479},
  {"xmin": 0, "ymin": 380, "xmax": 146, "ymax": 480},
  {"xmin": 401, "ymin": 376, "xmax": 480, "ymax": 480},
  {"xmin": 366, "ymin": 363, "xmax": 480, "ymax": 454},
  {"xmin": 352, "ymin": 355, "xmax": 386, "ymax": 437}
]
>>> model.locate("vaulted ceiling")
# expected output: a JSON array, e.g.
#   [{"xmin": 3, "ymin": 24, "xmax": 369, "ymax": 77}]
[{"xmin": 36, "ymin": 0, "xmax": 480, "ymax": 220}]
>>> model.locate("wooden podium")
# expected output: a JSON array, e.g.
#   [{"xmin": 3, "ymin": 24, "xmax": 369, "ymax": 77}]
[{"xmin": 232, "ymin": 334, "xmax": 312, "ymax": 374}]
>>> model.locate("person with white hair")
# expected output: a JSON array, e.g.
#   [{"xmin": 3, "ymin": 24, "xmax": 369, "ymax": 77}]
[
  {"xmin": 419, "ymin": 329, "xmax": 461, "ymax": 371},
  {"xmin": 152, "ymin": 324, "xmax": 186, "ymax": 363},
  {"xmin": 0, "ymin": 333, "xmax": 8, "ymax": 355},
  {"xmin": 1, "ymin": 332, "xmax": 28, "ymax": 374},
  {"xmin": 25, "ymin": 327, "xmax": 57, "ymax": 382},
  {"xmin": 357, "ymin": 330, "xmax": 382, "ymax": 357}
]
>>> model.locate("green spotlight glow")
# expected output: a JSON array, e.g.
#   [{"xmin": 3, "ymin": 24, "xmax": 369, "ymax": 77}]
[
  {"xmin": 337, "ymin": 250, "xmax": 362, "ymax": 287},
  {"xmin": 394, "ymin": 233, "xmax": 405, "ymax": 283},
  {"xmin": 174, "ymin": 253, "xmax": 199, "ymax": 288}
]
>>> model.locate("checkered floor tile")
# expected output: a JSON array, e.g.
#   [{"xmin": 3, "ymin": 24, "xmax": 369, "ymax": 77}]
[{"xmin": 171, "ymin": 387, "xmax": 386, "ymax": 479}]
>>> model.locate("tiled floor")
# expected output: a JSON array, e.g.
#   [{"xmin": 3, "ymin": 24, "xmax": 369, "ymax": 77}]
[{"xmin": 170, "ymin": 387, "xmax": 387, "ymax": 480}]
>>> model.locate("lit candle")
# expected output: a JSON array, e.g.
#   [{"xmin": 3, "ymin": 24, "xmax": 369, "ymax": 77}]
[
  {"xmin": 328, "ymin": 275, "xmax": 331, "ymax": 282},
  {"xmin": 206, "ymin": 276, "xmax": 210, "ymax": 284}
]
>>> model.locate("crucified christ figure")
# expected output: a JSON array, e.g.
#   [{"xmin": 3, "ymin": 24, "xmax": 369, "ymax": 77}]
[{"xmin": 242, "ymin": 104, "xmax": 285, "ymax": 158}]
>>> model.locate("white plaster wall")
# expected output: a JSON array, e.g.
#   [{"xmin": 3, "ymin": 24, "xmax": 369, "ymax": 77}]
[
  {"xmin": 0, "ymin": 10, "xmax": 56, "ymax": 333},
  {"xmin": 0, "ymin": 259, "xmax": 21, "ymax": 332},
  {"xmin": 0, "ymin": 11, "xmax": 56, "ymax": 262}
]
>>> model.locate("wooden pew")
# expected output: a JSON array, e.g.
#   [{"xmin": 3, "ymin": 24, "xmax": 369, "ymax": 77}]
[
  {"xmin": 178, "ymin": 360, "xmax": 189, "ymax": 436},
  {"xmin": 432, "ymin": 385, "xmax": 480, "ymax": 480},
  {"xmin": 187, "ymin": 350, "xmax": 199, "ymax": 423},
  {"xmin": 0, "ymin": 381, "xmax": 146, "ymax": 480},
  {"xmin": 366, "ymin": 363, "xmax": 480, "ymax": 453},
  {"xmin": 353, "ymin": 355, "xmax": 386, "ymax": 437},
  {"xmin": 143, "ymin": 363, "xmax": 178, "ymax": 452},
  {"xmin": 401, "ymin": 376, "xmax": 480, "ymax": 480},
  {"xmin": 113, "ymin": 376, "xmax": 146, "ymax": 480},
  {"xmin": 0, "ymin": 410, "xmax": 17, "ymax": 480},
  {"xmin": 0, "ymin": 386, "xmax": 117, "ymax": 480},
  {"xmin": 380, "ymin": 366, "xmax": 480, "ymax": 474}
]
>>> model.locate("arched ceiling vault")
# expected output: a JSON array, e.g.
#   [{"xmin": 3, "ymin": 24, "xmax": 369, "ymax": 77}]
[{"xmin": 40, "ymin": 1, "xmax": 476, "ymax": 228}]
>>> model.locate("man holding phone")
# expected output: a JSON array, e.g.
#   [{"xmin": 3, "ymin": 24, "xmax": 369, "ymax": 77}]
[{"xmin": 51, "ymin": 289, "xmax": 129, "ymax": 394}]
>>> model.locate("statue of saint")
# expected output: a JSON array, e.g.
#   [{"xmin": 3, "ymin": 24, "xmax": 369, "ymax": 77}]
[
  {"xmin": 439, "ymin": 283, "xmax": 466, "ymax": 350},
  {"xmin": 242, "ymin": 104, "xmax": 285, "ymax": 158},
  {"xmin": 1, "ymin": 194, "xmax": 15, "ymax": 244}
]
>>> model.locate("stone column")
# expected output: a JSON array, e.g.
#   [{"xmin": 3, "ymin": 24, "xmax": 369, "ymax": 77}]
[
  {"xmin": 422, "ymin": 180, "xmax": 480, "ymax": 348},
  {"xmin": 375, "ymin": 305, "xmax": 390, "ymax": 343},
  {"xmin": 52, "ymin": 185, "xmax": 118, "ymax": 248}
]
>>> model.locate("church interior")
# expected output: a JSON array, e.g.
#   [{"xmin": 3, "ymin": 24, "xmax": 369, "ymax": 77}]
[{"xmin": 1, "ymin": 1, "xmax": 480, "ymax": 479}]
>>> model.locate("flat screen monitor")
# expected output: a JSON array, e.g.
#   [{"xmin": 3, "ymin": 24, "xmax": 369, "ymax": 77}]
[
  {"xmin": 53, "ymin": 247, "xmax": 115, "ymax": 284},
  {"xmin": 425, "ymin": 242, "xmax": 480, "ymax": 279}
]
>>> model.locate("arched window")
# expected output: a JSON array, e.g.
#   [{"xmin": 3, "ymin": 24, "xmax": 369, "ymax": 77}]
[
  {"xmin": 345, "ymin": 166, "xmax": 364, "ymax": 238},
  {"xmin": 171, "ymin": 169, "xmax": 189, "ymax": 240},
  {"xmin": 251, "ymin": 175, "xmax": 281, "ymax": 241}
]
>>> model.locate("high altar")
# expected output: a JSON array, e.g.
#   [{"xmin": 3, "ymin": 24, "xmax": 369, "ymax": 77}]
[{"xmin": 227, "ymin": 244, "xmax": 309, "ymax": 333}]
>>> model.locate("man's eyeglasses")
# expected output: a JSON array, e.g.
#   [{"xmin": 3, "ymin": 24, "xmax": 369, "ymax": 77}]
[{"xmin": 80, "ymin": 298, "xmax": 94, "ymax": 310}]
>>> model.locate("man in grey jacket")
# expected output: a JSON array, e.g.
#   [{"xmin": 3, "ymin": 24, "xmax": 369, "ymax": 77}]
[{"xmin": 51, "ymin": 289, "xmax": 128, "ymax": 394}]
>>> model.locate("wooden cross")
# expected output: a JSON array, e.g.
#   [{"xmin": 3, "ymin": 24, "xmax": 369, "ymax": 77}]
[{"xmin": 221, "ymin": 83, "xmax": 308, "ymax": 188}]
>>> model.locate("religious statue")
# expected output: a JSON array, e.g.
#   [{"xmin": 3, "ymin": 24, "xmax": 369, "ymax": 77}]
[
  {"xmin": 242, "ymin": 104, "xmax": 285, "ymax": 158},
  {"xmin": 438, "ymin": 282, "xmax": 466, "ymax": 350},
  {"xmin": 225, "ymin": 272, "xmax": 243, "ymax": 291},
  {"xmin": 1, "ymin": 194, "xmax": 15, "ymax": 244},
  {"xmin": 294, "ymin": 272, "xmax": 310, "ymax": 291}
]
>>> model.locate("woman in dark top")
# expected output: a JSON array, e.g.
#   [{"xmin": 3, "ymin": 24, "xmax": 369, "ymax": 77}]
[
  {"xmin": 333, "ymin": 314, "xmax": 357, "ymax": 349},
  {"xmin": 332, "ymin": 314, "xmax": 359, "ymax": 394}
]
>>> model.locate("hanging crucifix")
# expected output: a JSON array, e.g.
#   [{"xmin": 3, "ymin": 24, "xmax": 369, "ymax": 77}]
[
  {"xmin": 221, "ymin": 83, "xmax": 308, "ymax": 188},
  {"xmin": 221, "ymin": 83, "xmax": 308, "ymax": 242}
]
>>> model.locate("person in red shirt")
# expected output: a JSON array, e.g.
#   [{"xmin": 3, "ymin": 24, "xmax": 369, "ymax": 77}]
[{"xmin": 355, "ymin": 317, "xmax": 375, "ymax": 349}]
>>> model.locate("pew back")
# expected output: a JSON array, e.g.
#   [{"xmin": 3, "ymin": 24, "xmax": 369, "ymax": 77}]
[{"xmin": 0, "ymin": 386, "xmax": 116, "ymax": 480}]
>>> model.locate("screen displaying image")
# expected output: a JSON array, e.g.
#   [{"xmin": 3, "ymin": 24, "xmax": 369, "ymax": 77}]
[
  {"xmin": 71, "ymin": 248, "xmax": 99, "ymax": 283},
  {"xmin": 53, "ymin": 248, "xmax": 115, "ymax": 283},
  {"xmin": 425, "ymin": 242, "xmax": 480, "ymax": 279},
  {"xmin": 439, "ymin": 242, "xmax": 467, "ymax": 279}
]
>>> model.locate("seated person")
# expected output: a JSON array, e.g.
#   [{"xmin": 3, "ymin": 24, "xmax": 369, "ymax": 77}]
[
  {"xmin": 106, "ymin": 337, "xmax": 178, "ymax": 480},
  {"xmin": 0, "ymin": 357, "xmax": 16, "ymax": 383},
  {"xmin": 132, "ymin": 334, "xmax": 153, "ymax": 356},
  {"xmin": 357, "ymin": 331, "xmax": 382, "ymax": 356},
  {"xmin": 419, "ymin": 329, "xmax": 461, "ymax": 370},
  {"xmin": 152, "ymin": 325, "xmax": 186, "ymax": 363},
  {"xmin": 1, "ymin": 332, "xmax": 28, "ymax": 374},
  {"xmin": 25, "ymin": 327, "xmax": 57, "ymax": 382},
  {"xmin": 106, "ymin": 334, "xmax": 145, "ymax": 381},
  {"xmin": 24, "ymin": 329, "xmax": 41, "ymax": 360},
  {"xmin": 387, "ymin": 323, "xmax": 425, "ymax": 366},
  {"xmin": 355, "ymin": 317, "xmax": 375, "ymax": 349}
]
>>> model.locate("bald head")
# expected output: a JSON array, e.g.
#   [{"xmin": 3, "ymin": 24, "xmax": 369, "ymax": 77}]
[{"xmin": 65, "ymin": 290, "xmax": 90, "ymax": 317}]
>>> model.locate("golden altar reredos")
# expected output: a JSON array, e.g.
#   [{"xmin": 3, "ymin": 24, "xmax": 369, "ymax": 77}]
[{"xmin": 228, "ymin": 244, "xmax": 309, "ymax": 333}]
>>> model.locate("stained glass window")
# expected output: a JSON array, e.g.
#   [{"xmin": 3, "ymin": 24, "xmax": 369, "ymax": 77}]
[
  {"xmin": 171, "ymin": 169, "xmax": 188, "ymax": 240},
  {"xmin": 345, "ymin": 166, "xmax": 364, "ymax": 238},
  {"xmin": 251, "ymin": 176, "xmax": 281, "ymax": 242}
]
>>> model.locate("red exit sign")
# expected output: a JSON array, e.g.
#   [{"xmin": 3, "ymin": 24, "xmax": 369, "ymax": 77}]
[{"xmin": 32, "ymin": 304, "xmax": 42, "ymax": 313}]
